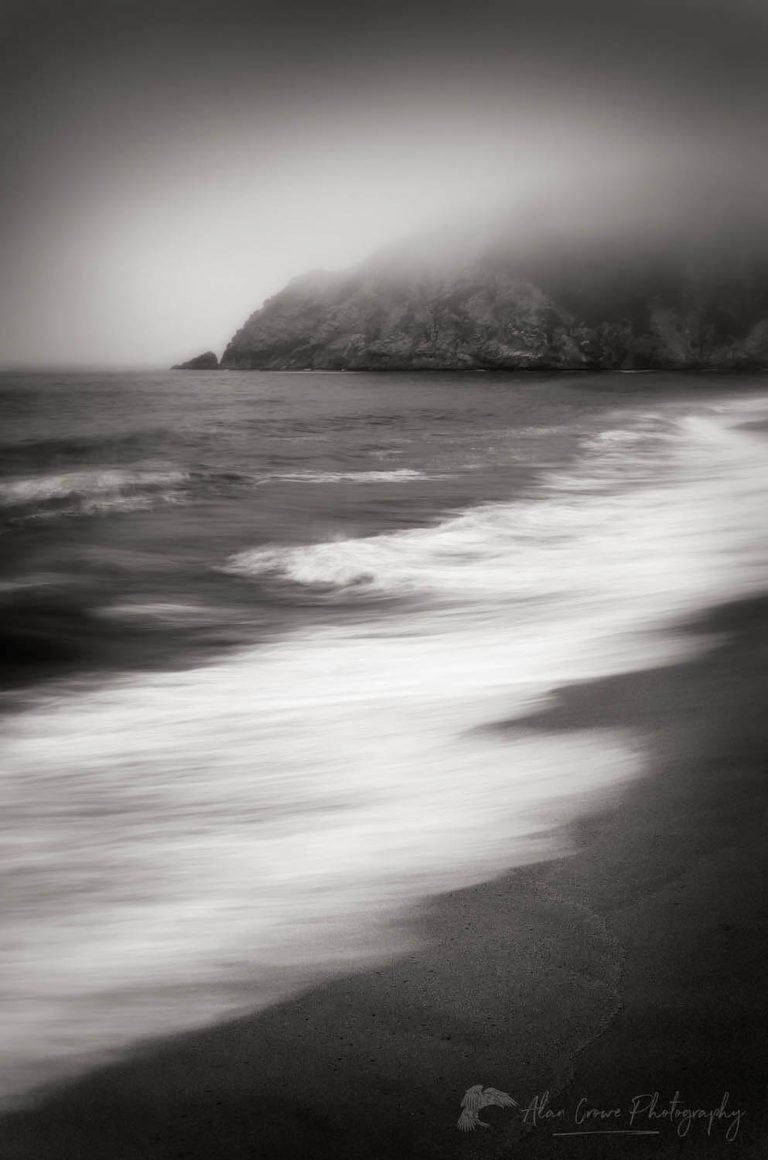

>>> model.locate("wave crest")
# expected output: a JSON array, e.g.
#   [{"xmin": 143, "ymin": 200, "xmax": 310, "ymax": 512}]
[
  {"xmin": 226, "ymin": 406, "xmax": 768, "ymax": 611},
  {"xmin": 259, "ymin": 468, "xmax": 424, "ymax": 484},
  {"xmin": 0, "ymin": 468, "xmax": 188, "ymax": 519}
]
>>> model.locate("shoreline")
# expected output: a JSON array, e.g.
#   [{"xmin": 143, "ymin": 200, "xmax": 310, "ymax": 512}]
[
  {"xmin": 3, "ymin": 593, "xmax": 768, "ymax": 1158},
  {"xmin": 4, "ymin": 365, "xmax": 767, "ymax": 377},
  {"xmin": 194, "ymin": 366, "xmax": 768, "ymax": 376}
]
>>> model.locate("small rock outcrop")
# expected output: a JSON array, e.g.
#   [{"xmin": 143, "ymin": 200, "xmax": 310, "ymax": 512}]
[{"xmin": 172, "ymin": 351, "xmax": 219, "ymax": 370}]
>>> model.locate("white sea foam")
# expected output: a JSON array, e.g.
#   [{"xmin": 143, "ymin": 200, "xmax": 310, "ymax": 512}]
[
  {"xmin": 1, "ymin": 396, "xmax": 767, "ymax": 1105},
  {"xmin": 259, "ymin": 467, "xmax": 425, "ymax": 483},
  {"xmin": 0, "ymin": 469, "xmax": 188, "ymax": 524},
  {"xmin": 99, "ymin": 602, "xmax": 225, "ymax": 625},
  {"xmin": 227, "ymin": 410, "xmax": 767, "ymax": 611},
  {"xmin": 0, "ymin": 573, "xmax": 77, "ymax": 594},
  {"xmin": 0, "ymin": 468, "xmax": 187, "ymax": 505}
]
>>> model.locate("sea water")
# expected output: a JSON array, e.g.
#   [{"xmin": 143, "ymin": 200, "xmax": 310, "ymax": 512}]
[{"xmin": 1, "ymin": 370, "xmax": 767, "ymax": 1104}]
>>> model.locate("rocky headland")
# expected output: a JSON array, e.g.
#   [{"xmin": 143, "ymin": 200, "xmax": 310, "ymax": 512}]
[{"xmin": 217, "ymin": 222, "xmax": 768, "ymax": 372}]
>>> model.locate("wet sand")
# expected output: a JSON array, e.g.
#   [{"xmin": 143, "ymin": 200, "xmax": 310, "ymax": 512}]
[{"xmin": 3, "ymin": 594, "xmax": 768, "ymax": 1159}]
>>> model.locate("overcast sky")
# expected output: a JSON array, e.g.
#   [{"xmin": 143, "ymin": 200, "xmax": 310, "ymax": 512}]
[{"xmin": 2, "ymin": 0, "xmax": 767, "ymax": 367}]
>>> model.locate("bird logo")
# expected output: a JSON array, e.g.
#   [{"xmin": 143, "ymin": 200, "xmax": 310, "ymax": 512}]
[{"xmin": 457, "ymin": 1084, "xmax": 518, "ymax": 1132}]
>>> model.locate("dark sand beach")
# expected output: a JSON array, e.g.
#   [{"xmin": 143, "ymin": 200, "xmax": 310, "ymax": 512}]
[{"xmin": 2, "ymin": 592, "xmax": 767, "ymax": 1159}]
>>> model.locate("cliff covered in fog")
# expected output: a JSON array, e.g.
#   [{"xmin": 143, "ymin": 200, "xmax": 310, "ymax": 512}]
[{"xmin": 221, "ymin": 229, "xmax": 768, "ymax": 372}]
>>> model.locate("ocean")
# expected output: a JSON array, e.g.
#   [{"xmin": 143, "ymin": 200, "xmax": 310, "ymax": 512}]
[{"xmin": 1, "ymin": 369, "xmax": 767, "ymax": 1107}]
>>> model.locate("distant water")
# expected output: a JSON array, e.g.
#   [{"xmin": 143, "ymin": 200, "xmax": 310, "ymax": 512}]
[{"xmin": 1, "ymin": 369, "xmax": 767, "ymax": 1105}]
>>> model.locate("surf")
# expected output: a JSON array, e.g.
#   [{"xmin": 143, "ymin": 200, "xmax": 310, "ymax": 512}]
[{"xmin": 1, "ymin": 386, "xmax": 767, "ymax": 1107}]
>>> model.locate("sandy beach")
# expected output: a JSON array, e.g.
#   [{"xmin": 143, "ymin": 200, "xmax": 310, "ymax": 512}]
[{"xmin": 2, "ymin": 591, "xmax": 766, "ymax": 1159}]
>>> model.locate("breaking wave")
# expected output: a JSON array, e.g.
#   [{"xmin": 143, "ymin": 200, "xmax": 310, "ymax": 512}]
[
  {"xmin": 259, "ymin": 468, "xmax": 425, "ymax": 483},
  {"xmin": 0, "ymin": 468, "xmax": 188, "ymax": 520},
  {"xmin": 226, "ymin": 409, "xmax": 768, "ymax": 616},
  {"xmin": 2, "ymin": 393, "xmax": 767, "ymax": 1106}
]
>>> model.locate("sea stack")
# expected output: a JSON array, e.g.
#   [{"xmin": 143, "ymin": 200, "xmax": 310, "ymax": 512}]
[{"xmin": 172, "ymin": 351, "xmax": 219, "ymax": 370}]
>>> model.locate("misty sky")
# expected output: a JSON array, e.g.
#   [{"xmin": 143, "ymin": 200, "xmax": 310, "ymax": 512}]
[{"xmin": 2, "ymin": 0, "xmax": 767, "ymax": 367}]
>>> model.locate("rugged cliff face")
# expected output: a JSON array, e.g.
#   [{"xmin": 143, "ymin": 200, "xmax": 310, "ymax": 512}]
[{"xmin": 221, "ymin": 236, "xmax": 768, "ymax": 372}]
